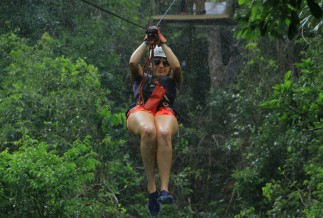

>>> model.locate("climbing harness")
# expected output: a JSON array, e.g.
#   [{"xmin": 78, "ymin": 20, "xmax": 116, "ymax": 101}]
[{"xmin": 131, "ymin": 76, "xmax": 177, "ymax": 114}]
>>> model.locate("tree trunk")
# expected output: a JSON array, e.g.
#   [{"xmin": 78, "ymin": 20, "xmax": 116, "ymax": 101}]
[
  {"xmin": 207, "ymin": 25, "xmax": 243, "ymax": 93},
  {"xmin": 208, "ymin": 26, "xmax": 224, "ymax": 92}
]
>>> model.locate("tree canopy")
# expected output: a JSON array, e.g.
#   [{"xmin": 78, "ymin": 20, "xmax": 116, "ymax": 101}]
[
  {"xmin": 236, "ymin": 0, "xmax": 322, "ymax": 39},
  {"xmin": 0, "ymin": 0, "xmax": 322, "ymax": 217}
]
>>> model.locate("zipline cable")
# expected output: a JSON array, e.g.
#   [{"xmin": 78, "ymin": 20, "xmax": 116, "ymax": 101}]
[
  {"xmin": 156, "ymin": 0, "xmax": 178, "ymax": 26},
  {"xmin": 80, "ymin": 0, "xmax": 178, "ymax": 30},
  {"xmin": 79, "ymin": 0, "xmax": 146, "ymax": 30}
]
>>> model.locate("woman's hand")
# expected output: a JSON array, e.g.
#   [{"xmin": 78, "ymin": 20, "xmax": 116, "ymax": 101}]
[{"xmin": 144, "ymin": 26, "xmax": 167, "ymax": 46}]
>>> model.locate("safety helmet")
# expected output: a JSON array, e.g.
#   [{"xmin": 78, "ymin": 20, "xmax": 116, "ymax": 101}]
[{"xmin": 153, "ymin": 46, "xmax": 166, "ymax": 58}]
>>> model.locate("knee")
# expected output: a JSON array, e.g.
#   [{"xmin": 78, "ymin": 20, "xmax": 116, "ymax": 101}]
[
  {"xmin": 140, "ymin": 124, "xmax": 156, "ymax": 139},
  {"xmin": 157, "ymin": 127, "xmax": 172, "ymax": 143}
]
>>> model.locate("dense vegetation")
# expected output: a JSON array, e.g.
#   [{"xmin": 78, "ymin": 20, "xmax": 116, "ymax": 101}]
[{"xmin": 0, "ymin": 0, "xmax": 322, "ymax": 217}]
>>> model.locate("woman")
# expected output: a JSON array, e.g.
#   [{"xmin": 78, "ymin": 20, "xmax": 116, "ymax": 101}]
[{"xmin": 126, "ymin": 28, "xmax": 182, "ymax": 216}]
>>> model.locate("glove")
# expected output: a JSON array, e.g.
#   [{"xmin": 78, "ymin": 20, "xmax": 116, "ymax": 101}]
[{"xmin": 157, "ymin": 27, "xmax": 167, "ymax": 44}]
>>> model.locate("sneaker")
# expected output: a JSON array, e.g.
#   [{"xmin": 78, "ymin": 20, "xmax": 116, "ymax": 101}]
[
  {"xmin": 148, "ymin": 191, "xmax": 161, "ymax": 216},
  {"xmin": 157, "ymin": 190, "xmax": 174, "ymax": 204}
]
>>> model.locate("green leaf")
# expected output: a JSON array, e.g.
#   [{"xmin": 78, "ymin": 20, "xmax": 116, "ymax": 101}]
[
  {"xmin": 238, "ymin": 0, "xmax": 246, "ymax": 5},
  {"xmin": 284, "ymin": 71, "xmax": 292, "ymax": 80}
]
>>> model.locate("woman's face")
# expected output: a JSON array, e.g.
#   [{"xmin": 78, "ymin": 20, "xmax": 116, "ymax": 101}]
[{"xmin": 153, "ymin": 58, "xmax": 170, "ymax": 77}]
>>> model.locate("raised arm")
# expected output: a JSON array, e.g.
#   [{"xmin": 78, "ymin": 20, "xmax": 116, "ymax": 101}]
[
  {"xmin": 129, "ymin": 27, "xmax": 183, "ymax": 87},
  {"xmin": 161, "ymin": 43, "xmax": 183, "ymax": 88},
  {"xmin": 129, "ymin": 42, "xmax": 147, "ymax": 81}
]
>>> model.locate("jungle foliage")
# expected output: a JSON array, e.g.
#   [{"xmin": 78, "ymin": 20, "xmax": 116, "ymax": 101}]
[
  {"xmin": 236, "ymin": 0, "xmax": 322, "ymax": 39},
  {"xmin": 0, "ymin": 0, "xmax": 322, "ymax": 217}
]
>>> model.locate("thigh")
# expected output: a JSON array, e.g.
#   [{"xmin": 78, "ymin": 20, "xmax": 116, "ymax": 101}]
[
  {"xmin": 127, "ymin": 111, "xmax": 155, "ymax": 135},
  {"xmin": 155, "ymin": 115, "xmax": 178, "ymax": 137}
]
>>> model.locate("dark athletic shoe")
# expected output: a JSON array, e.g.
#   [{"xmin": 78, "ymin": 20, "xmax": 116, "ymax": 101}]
[
  {"xmin": 157, "ymin": 190, "xmax": 174, "ymax": 204},
  {"xmin": 148, "ymin": 191, "xmax": 161, "ymax": 216}
]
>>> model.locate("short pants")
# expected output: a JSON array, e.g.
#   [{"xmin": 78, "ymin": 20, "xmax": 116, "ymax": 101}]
[{"xmin": 126, "ymin": 105, "xmax": 177, "ymax": 119}]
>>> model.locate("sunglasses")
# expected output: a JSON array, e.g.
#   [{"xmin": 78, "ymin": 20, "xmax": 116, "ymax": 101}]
[{"xmin": 154, "ymin": 59, "xmax": 169, "ymax": 67}]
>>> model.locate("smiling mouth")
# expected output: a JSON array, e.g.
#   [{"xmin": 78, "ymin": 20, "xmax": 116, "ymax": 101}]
[{"xmin": 156, "ymin": 69, "xmax": 165, "ymax": 73}]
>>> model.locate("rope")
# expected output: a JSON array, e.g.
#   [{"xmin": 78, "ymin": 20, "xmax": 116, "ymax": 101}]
[
  {"xmin": 143, "ymin": 45, "xmax": 155, "ymax": 74},
  {"xmin": 79, "ymin": 0, "xmax": 145, "ymax": 30},
  {"xmin": 156, "ymin": 0, "xmax": 178, "ymax": 26}
]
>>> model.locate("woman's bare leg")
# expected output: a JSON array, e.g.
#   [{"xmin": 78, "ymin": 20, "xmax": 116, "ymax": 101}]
[
  {"xmin": 155, "ymin": 115, "xmax": 178, "ymax": 191},
  {"xmin": 127, "ymin": 111, "xmax": 158, "ymax": 193}
]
